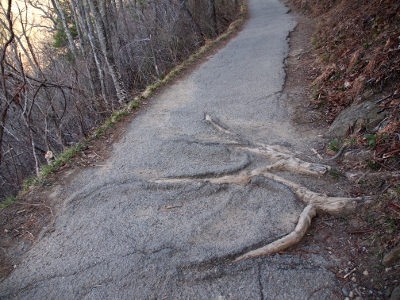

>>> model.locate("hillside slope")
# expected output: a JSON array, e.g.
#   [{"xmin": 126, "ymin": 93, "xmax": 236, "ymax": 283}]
[
  {"xmin": 290, "ymin": 0, "xmax": 400, "ymax": 163},
  {"xmin": 284, "ymin": 1, "xmax": 400, "ymax": 297}
]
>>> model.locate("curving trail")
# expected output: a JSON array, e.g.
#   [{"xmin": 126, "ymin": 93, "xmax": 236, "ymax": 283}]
[{"xmin": 0, "ymin": 0, "xmax": 366, "ymax": 299}]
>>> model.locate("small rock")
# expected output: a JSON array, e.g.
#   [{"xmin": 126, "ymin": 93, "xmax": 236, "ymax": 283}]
[
  {"xmin": 383, "ymin": 245, "xmax": 400, "ymax": 267},
  {"xmin": 342, "ymin": 287, "xmax": 349, "ymax": 296},
  {"xmin": 363, "ymin": 270, "xmax": 369, "ymax": 276},
  {"xmin": 351, "ymin": 276, "xmax": 357, "ymax": 282},
  {"xmin": 349, "ymin": 291, "xmax": 354, "ymax": 297},
  {"xmin": 344, "ymin": 298, "xmax": 350, "ymax": 300},
  {"xmin": 329, "ymin": 101, "xmax": 386, "ymax": 136},
  {"xmin": 391, "ymin": 286, "xmax": 400, "ymax": 300},
  {"xmin": 355, "ymin": 297, "xmax": 363, "ymax": 300},
  {"xmin": 343, "ymin": 149, "xmax": 373, "ymax": 164},
  {"xmin": 386, "ymin": 287, "xmax": 394, "ymax": 299}
]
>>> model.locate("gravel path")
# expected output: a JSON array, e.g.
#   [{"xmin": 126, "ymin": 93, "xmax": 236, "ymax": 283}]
[{"xmin": 0, "ymin": 0, "xmax": 340, "ymax": 299}]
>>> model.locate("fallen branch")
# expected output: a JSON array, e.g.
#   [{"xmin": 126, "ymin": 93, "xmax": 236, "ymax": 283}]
[
  {"xmin": 311, "ymin": 148, "xmax": 324, "ymax": 160},
  {"xmin": 390, "ymin": 202, "xmax": 400, "ymax": 209},
  {"xmin": 343, "ymin": 267, "xmax": 357, "ymax": 279},
  {"xmin": 383, "ymin": 148, "xmax": 400, "ymax": 159}
]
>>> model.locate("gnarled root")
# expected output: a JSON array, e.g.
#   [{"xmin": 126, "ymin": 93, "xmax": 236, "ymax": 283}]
[
  {"xmin": 242, "ymin": 145, "xmax": 331, "ymax": 175},
  {"xmin": 156, "ymin": 169, "xmax": 372, "ymax": 262},
  {"xmin": 232, "ymin": 175, "xmax": 372, "ymax": 263},
  {"xmin": 259, "ymin": 172, "xmax": 372, "ymax": 214},
  {"xmin": 204, "ymin": 114, "xmax": 330, "ymax": 176},
  {"xmin": 233, "ymin": 204, "xmax": 316, "ymax": 262},
  {"xmin": 205, "ymin": 114, "xmax": 235, "ymax": 136},
  {"xmin": 155, "ymin": 114, "xmax": 373, "ymax": 262}
]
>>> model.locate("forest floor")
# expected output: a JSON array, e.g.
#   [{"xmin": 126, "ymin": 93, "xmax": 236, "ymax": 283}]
[{"xmin": 0, "ymin": 0, "xmax": 399, "ymax": 299}]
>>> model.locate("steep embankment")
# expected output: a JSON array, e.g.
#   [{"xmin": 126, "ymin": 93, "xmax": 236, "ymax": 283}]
[
  {"xmin": 284, "ymin": 1, "xmax": 400, "ymax": 297},
  {"xmin": 291, "ymin": 0, "xmax": 399, "ymax": 162}
]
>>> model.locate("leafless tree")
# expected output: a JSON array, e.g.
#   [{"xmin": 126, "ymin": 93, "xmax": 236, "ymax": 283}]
[{"xmin": 0, "ymin": 0, "xmax": 240, "ymax": 201}]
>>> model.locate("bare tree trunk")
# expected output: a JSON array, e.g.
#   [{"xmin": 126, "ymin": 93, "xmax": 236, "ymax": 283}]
[
  {"xmin": 179, "ymin": 0, "xmax": 203, "ymax": 40},
  {"xmin": 81, "ymin": 0, "xmax": 108, "ymax": 103},
  {"xmin": 19, "ymin": 82, "xmax": 44, "ymax": 177},
  {"xmin": 0, "ymin": 0, "xmax": 14, "ymax": 165},
  {"xmin": 86, "ymin": 0, "xmax": 128, "ymax": 103},
  {"xmin": 208, "ymin": 0, "xmax": 217, "ymax": 36},
  {"xmin": 17, "ymin": 0, "xmax": 44, "ymax": 78},
  {"xmin": 25, "ymin": 119, "xmax": 40, "ymax": 176},
  {"xmin": 0, "ymin": 17, "xmax": 39, "ymax": 75},
  {"xmin": 44, "ymin": 88, "xmax": 67, "ymax": 149},
  {"xmin": 69, "ymin": 0, "xmax": 84, "ymax": 56},
  {"xmin": 69, "ymin": 0, "xmax": 96, "ymax": 98},
  {"xmin": 8, "ymin": 144, "xmax": 21, "ymax": 187},
  {"xmin": 51, "ymin": 0, "xmax": 77, "ymax": 57}
]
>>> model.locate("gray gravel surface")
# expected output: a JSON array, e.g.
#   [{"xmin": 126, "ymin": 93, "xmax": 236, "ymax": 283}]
[{"xmin": 0, "ymin": 0, "xmax": 339, "ymax": 299}]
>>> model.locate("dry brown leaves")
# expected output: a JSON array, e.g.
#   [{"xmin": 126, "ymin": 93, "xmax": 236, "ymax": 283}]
[{"xmin": 291, "ymin": 0, "xmax": 400, "ymax": 163}]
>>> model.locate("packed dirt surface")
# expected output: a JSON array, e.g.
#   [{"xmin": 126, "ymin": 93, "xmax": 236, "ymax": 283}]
[{"xmin": 0, "ymin": 0, "xmax": 398, "ymax": 299}]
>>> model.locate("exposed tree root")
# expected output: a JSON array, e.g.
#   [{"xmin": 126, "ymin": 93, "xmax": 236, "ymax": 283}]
[
  {"xmin": 233, "ymin": 204, "xmax": 316, "ymax": 262},
  {"xmin": 205, "ymin": 114, "xmax": 249, "ymax": 145},
  {"xmin": 233, "ymin": 172, "xmax": 371, "ymax": 262},
  {"xmin": 241, "ymin": 145, "xmax": 330, "ymax": 175},
  {"xmin": 324, "ymin": 144, "xmax": 347, "ymax": 161},
  {"xmin": 346, "ymin": 171, "xmax": 400, "ymax": 182},
  {"xmin": 205, "ymin": 114, "xmax": 236, "ymax": 136},
  {"xmin": 154, "ymin": 115, "xmax": 372, "ymax": 262},
  {"xmin": 156, "ymin": 169, "xmax": 371, "ymax": 262}
]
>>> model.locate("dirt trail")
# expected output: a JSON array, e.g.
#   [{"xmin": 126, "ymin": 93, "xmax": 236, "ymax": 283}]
[{"xmin": 0, "ymin": 0, "xmax": 363, "ymax": 299}]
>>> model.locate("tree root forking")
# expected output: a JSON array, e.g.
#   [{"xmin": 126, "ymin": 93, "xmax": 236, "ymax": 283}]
[{"xmin": 154, "ymin": 115, "xmax": 372, "ymax": 262}]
